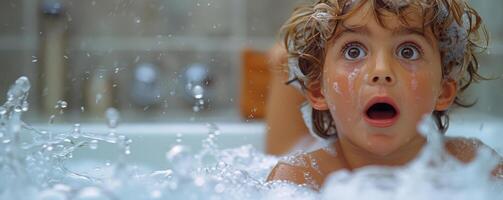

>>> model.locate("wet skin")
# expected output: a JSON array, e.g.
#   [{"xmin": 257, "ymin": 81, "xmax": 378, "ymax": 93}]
[{"xmin": 267, "ymin": 2, "xmax": 503, "ymax": 189}]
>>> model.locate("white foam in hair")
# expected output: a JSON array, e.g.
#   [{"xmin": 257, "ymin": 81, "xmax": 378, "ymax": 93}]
[
  {"xmin": 310, "ymin": 3, "xmax": 336, "ymax": 41},
  {"xmin": 441, "ymin": 14, "xmax": 469, "ymax": 80}
]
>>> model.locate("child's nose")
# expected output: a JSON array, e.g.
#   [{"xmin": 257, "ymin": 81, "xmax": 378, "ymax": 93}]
[{"xmin": 368, "ymin": 53, "xmax": 396, "ymax": 86}]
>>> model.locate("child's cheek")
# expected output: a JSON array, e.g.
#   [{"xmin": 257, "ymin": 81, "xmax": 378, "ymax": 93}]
[{"xmin": 410, "ymin": 73, "xmax": 438, "ymax": 111}]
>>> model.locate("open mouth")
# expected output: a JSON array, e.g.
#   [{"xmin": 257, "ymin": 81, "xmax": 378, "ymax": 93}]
[
  {"xmin": 363, "ymin": 97, "xmax": 400, "ymax": 128},
  {"xmin": 366, "ymin": 103, "xmax": 397, "ymax": 120}
]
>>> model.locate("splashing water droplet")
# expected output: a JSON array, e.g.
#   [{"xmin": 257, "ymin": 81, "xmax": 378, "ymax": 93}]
[
  {"xmin": 89, "ymin": 140, "xmax": 98, "ymax": 150},
  {"xmin": 72, "ymin": 124, "xmax": 81, "ymax": 138},
  {"xmin": 95, "ymin": 93, "xmax": 103, "ymax": 104},
  {"xmin": 21, "ymin": 101, "xmax": 29, "ymax": 112},
  {"xmin": 192, "ymin": 85, "xmax": 204, "ymax": 99},
  {"xmin": 165, "ymin": 145, "xmax": 194, "ymax": 176},
  {"xmin": 0, "ymin": 106, "xmax": 7, "ymax": 115},
  {"xmin": 54, "ymin": 100, "xmax": 68, "ymax": 109},
  {"xmin": 48, "ymin": 115, "xmax": 56, "ymax": 124},
  {"xmin": 124, "ymin": 147, "xmax": 131, "ymax": 155},
  {"xmin": 105, "ymin": 107, "xmax": 120, "ymax": 129}
]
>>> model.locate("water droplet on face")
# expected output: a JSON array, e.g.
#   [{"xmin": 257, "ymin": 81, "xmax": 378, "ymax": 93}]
[{"xmin": 333, "ymin": 82, "xmax": 341, "ymax": 94}]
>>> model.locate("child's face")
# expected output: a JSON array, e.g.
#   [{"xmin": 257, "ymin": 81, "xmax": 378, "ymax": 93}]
[{"xmin": 309, "ymin": 3, "xmax": 456, "ymax": 156}]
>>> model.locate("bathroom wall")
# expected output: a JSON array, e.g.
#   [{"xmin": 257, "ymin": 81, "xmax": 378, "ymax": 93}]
[
  {"xmin": 0, "ymin": 0, "xmax": 501, "ymax": 122},
  {"xmin": 0, "ymin": 0, "xmax": 300, "ymax": 122}
]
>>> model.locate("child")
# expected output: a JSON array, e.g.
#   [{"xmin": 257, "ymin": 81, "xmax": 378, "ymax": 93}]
[{"xmin": 267, "ymin": 0, "xmax": 503, "ymax": 189}]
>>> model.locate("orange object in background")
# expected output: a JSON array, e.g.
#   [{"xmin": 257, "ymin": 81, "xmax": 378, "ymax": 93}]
[{"xmin": 240, "ymin": 48, "xmax": 271, "ymax": 119}]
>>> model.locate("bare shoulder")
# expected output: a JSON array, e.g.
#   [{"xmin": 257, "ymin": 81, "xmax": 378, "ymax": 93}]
[
  {"xmin": 444, "ymin": 136, "xmax": 484, "ymax": 163},
  {"xmin": 266, "ymin": 146, "xmax": 345, "ymax": 188},
  {"xmin": 266, "ymin": 161, "xmax": 314, "ymax": 185},
  {"xmin": 444, "ymin": 136, "xmax": 503, "ymax": 178}
]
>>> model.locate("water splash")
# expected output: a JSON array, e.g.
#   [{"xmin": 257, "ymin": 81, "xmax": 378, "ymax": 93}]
[{"xmin": 1, "ymin": 77, "xmax": 502, "ymax": 199}]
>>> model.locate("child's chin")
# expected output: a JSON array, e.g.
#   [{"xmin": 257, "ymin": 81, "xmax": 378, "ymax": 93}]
[{"xmin": 363, "ymin": 134, "xmax": 402, "ymax": 156}]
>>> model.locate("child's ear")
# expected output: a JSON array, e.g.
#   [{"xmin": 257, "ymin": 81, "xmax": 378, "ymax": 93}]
[
  {"xmin": 435, "ymin": 79, "xmax": 457, "ymax": 111},
  {"xmin": 305, "ymin": 81, "xmax": 329, "ymax": 110}
]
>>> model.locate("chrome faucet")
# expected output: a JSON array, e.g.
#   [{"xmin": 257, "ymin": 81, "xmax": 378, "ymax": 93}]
[{"xmin": 182, "ymin": 63, "xmax": 212, "ymax": 112}]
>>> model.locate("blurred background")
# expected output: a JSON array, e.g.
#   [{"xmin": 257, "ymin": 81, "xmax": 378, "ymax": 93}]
[{"xmin": 0, "ymin": 0, "xmax": 502, "ymax": 124}]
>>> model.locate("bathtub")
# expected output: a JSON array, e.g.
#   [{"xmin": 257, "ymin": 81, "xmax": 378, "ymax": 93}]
[
  {"xmin": 32, "ymin": 110, "xmax": 503, "ymax": 170},
  {"xmin": 32, "ymin": 122, "xmax": 266, "ymax": 170}
]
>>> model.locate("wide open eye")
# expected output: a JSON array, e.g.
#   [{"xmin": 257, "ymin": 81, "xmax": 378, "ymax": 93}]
[
  {"xmin": 396, "ymin": 43, "xmax": 421, "ymax": 60},
  {"xmin": 343, "ymin": 43, "xmax": 367, "ymax": 60}
]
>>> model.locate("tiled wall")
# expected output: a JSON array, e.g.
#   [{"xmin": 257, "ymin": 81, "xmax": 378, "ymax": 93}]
[
  {"xmin": 0, "ymin": 0, "xmax": 301, "ymax": 122},
  {"xmin": 0, "ymin": 0, "xmax": 501, "ymax": 122}
]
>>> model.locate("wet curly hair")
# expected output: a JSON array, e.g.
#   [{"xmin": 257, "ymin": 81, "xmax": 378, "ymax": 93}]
[{"xmin": 281, "ymin": 0, "xmax": 489, "ymax": 138}]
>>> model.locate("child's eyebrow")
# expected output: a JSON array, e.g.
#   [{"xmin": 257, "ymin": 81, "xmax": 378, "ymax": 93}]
[
  {"xmin": 332, "ymin": 25, "xmax": 435, "ymax": 47},
  {"xmin": 391, "ymin": 27, "xmax": 435, "ymax": 46}
]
